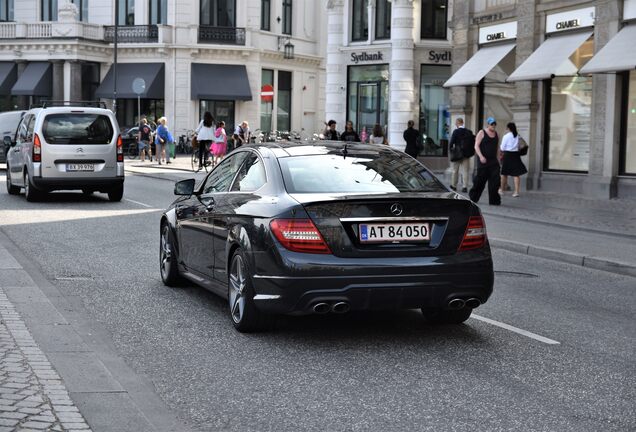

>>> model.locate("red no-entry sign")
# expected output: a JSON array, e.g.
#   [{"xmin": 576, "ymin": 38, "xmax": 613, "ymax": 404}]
[{"xmin": 261, "ymin": 84, "xmax": 274, "ymax": 102}]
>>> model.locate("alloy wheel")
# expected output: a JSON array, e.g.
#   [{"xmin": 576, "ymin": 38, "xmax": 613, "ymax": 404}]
[
  {"xmin": 160, "ymin": 225, "xmax": 172, "ymax": 280},
  {"xmin": 229, "ymin": 254, "xmax": 246, "ymax": 324}
]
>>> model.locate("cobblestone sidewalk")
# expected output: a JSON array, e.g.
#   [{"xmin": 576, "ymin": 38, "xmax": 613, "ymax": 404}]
[{"xmin": 0, "ymin": 291, "xmax": 91, "ymax": 432}]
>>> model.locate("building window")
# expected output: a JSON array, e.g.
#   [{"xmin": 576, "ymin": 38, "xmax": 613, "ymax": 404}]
[
  {"xmin": 277, "ymin": 71, "xmax": 292, "ymax": 132},
  {"xmin": 261, "ymin": 0, "xmax": 270, "ymax": 31},
  {"xmin": 282, "ymin": 0, "xmax": 292, "ymax": 35},
  {"xmin": 118, "ymin": 0, "xmax": 135, "ymax": 25},
  {"xmin": 200, "ymin": 100, "xmax": 235, "ymax": 139},
  {"xmin": 41, "ymin": 0, "xmax": 58, "ymax": 21},
  {"xmin": 261, "ymin": 69, "xmax": 274, "ymax": 133},
  {"xmin": 201, "ymin": 0, "xmax": 236, "ymax": 27},
  {"xmin": 351, "ymin": 0, "xmax": 368, "ymax": 42},
  {"xmin": 421, "ymin": 0, "xmax": 447, "ymax": 39},
  {"xmin": 1, "ymin": 0, "xmax": 14, "ymax": 21},
  {"xmin": 149, "ymin": 0, "xmax": 167, "ymax": 25},
  {"xmin": 70, "ymin": 0, "xmax": 88, "ymax": 21},
  {"xmin": 621, "ymin": 70, "xmax": 636, "ymax": 175},
  {"xmin": 419, "ymin": 65, "xmax": 451, "ymax": 157},
  {"xmin": 115, "ymin": 99, "xmax": 164, "ymax": 130},
  {"xmin": 347, "ymin": 64, "xmax": 389, "ymax": 139},
  {"xmin": 375, "ymin": 0, "xmax": 391, "ymax": 40},
  {"xmin": 544, "ymin": 37, "xmax": 594, "ymax": 172}
]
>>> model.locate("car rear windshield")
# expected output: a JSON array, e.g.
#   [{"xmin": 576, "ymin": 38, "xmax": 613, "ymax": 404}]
[
  {"xmin": 278, "ymin": 152, "xmax": 446, "ymax": 194},
  {"xmin": 42, "ymin": 114, "xmax": 114, "ymax": 145}
]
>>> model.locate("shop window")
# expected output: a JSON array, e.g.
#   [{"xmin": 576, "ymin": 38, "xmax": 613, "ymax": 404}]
[
  {"xmin": 261, "ymin": 0, "xmax": 270, "ymax": 31},
  {"xmin": 0, "ymin": 0, "xmax": 13, "ymax": 22},
  {"xmin": 621, "ymin": 71, "xmax": 636, "ymax": 175},
  {"xmin": 277, "ymin": 71, "xmax": 292, "ymax": 132},
  {"xmin": 347, "ymin": 64, "xmax": 389, "ymax": 139},
  {"xmin": 41, "ymin": 0, "xmax": 58, "ymax": 21},
  {"xmin": 421, "ymin": 0, "xmax": 447, "ymax": 40},
  {"xmin": 149, "ymin": 0, "xmax": 167, "ymax": 25},
  {"xmin": 419, "ymin": 65, "xmax": 450, "ymax": 157},
  {"xmin": 544, "ymin": 37, "xmax": 594, "ymax": 172},
  {"xmin": 81, "ymin": 63, "xmax": 100, "ymax": 102},
  {"xmin": 200, "ymin": 0, "xmax": 236, "ymax": 27},
  {"xmin": 352, "ymin": 0, "xmax": 368, "ymax": 42},
  {"xmin": 118, "ymin": 0, "xmax": 135, "ymax": 25},
  {"xmin": 115, "ymin": 99, "xmax": 164, "ymax": 130},
  {"xmin": 200, "ymin": 100, "xmax": 235, "ymax": 138},
  {"xmin": 375, "ymin": 0, "xmax": 391, "ymax": 40},
  {"xmin": 282, "ymin": 0, "xmax": 292, "ymax": 35},
  {"xmin": 261, "ymin": 69, "xmax": 274, "ymax": 133}
]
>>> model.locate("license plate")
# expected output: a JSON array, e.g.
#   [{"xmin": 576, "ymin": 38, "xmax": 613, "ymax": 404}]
[
  {"xmin": 67, "ymin": 164, "xmax": 94, "ymax": 172},
  {"xmin": 359, "ymin": 222, "xmax": 430, "ymax": 243}
]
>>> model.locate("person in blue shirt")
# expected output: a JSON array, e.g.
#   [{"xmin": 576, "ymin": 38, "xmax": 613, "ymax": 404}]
[{"xmin": 155, "ymin": 117, "xmax": 172, "ymax": 165}]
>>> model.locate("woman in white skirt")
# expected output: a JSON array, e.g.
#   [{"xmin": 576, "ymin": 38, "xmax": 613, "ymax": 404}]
[{"xmin": 499, "ymin": 122, "xmax": 527, "ymax": 197}]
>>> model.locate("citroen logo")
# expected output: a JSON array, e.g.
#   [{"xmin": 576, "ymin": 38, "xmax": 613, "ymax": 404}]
[
  {"xmin": 390, "ymin": 203, "xmax": 403, "ymax": 216},
  {"xmin": 76, "ymin": 148, "xmax": 84, "ymax": 153}
]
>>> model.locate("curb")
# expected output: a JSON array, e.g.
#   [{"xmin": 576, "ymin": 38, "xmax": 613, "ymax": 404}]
[{"xmin": 490, "ymin": 238, "xmax": 636, "ymax": 278}]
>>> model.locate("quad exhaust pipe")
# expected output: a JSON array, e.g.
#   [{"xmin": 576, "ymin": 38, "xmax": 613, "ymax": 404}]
[
  {"xmin": 312, "ymin": 302, "xmax": 351, "ymax": 314},
  {"xmin": 313, "ymin": 302, "xmax": 331, "ymax": 314},
  {"xmin": 447, "ymin": 298, "xmax": 482, "ymax": 310},
  {"xmin": 332, "ymin": 302, "xmax": 350, "ymax": 314},
  {"xmin": 465, "ymin": 298, "xmax": 481, "ymax": 309}
]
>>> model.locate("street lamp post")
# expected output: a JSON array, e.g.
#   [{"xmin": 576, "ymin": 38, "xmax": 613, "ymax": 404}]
[{"xmin": 113, "ymin": 0, "xmax": 118, "ymax": 113}]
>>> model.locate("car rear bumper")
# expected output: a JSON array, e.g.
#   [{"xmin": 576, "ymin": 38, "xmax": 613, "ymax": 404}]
[
  {"xmin": 250, "ymin": 250, "xmax": 494, "ymax": 314},
  {"xmin": 32, "ymin": 176, "xmax": 124, "ymax": 191}
]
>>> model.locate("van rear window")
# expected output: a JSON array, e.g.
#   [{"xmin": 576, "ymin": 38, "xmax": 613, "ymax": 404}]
[{"xmin": 42, "ymin": 114, "xmax": 114, "ymax": 145}]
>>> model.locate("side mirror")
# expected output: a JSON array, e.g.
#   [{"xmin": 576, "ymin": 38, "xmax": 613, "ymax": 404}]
[
  {"xmin": 174, "ymin": 178, "xmax": 196, "ymax": 196},
  {"xmin": 3, "ymin": 136, "xmax": 13, "ymax": 147}
]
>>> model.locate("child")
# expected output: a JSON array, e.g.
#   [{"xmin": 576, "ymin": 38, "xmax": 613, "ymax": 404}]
[{"xmin": 211, "ymin": 121, "xmax": 227, "ymax": 166}]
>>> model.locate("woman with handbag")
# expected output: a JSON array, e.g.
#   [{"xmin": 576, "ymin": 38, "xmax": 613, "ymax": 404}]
[
  {"xmin": 499, "ymin": 122, "xmax": 527, "ymax": 198},
  {"xmin": 194, "ymin": 111, "xmax": 215, "ymax": 169}
]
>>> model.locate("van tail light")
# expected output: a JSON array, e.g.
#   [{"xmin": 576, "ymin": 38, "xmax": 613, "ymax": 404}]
[
  {"xmin": 459, "ymin": 216, "xmax": 487, "ymax": 251},
  {"xmin": 116, "ymin": 135, "xmax": 123, "ymax": 162},
  {"xmin": 33, "ymin": 133, "xmax": 41, "ymax": 162},
  {"xmin": 270, "ymin": 219, "xmax": 332, "ymax": 254}
]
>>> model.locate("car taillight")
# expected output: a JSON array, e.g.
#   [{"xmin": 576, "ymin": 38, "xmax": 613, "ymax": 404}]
[
  {"xmin": 270, "ymin": 219, "xmax": 332, "ymax": 254},
  {"xmin": 459, "ymin": 216, "xmax": 487, "ymax": 251},
  {"xmin": 33, "ymin": 133, "xmax": 41, "ymax": 162},
  {"xmin": 116, "ymin": 135, "xmax": 123, "ymax": 162}
]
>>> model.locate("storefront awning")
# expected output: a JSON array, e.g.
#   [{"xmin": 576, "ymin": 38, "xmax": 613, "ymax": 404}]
[
  {"xmin": 507, "ymin": 30, "xmax": 593, "ymax": 81},
  {"xmin": 0, "ymin": 63, "xmax": 17, "ymax": 95},
  {"xmin": 443, "ymin": 43, "xmax": 516, "ymax": 87},
  {"xmin": 11, "ymin": 62, "xmax": 52, "ymax": 96},
  {"xmin": 95, "ymin": 63, "xmax": 165, "ymax": 99},
  {"xmin": 579, "ymin": 25, "xmax": 636, "ymax": 74},
  {"xmin": 191, "ymin": 64, "xmax": 252, "ymax": 101}
]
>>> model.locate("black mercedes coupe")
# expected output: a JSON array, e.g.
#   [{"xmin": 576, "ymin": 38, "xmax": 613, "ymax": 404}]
[{"xmin": 160, "ymin": 142, "xmax": 494, "ymax": 332}]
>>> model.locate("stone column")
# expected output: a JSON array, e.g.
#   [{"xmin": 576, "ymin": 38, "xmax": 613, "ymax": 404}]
[
  {"xmin": 68, "ymin": 61, "xmax": 83, "ymax": 101},
  {"xmin": 325, "ymin": 0, "xmax": 347, "ymax": 128},
  {"xmin": 448, "ymin": 0, "xmax": 473, "ymax": 129},
  {"xmin": 387, "ymin": 0, "xmax": 414, "ymax": 149},
  {"xmin": 51, "ymin": 60, "xmax": 64, "ymax": 101}
]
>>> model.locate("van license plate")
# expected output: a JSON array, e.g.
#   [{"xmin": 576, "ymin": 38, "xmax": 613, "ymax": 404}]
[
  {"xmin": 67, "ymin": 164, "xmax": 94, "ymax": 172},
  {"xmin": 359, "ymin": 223, "xmax": 430, "ymax": 243}
]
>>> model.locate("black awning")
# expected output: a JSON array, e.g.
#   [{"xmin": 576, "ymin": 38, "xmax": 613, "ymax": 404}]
[
  {"xmin": 0, "ymin": 62, "xmax": 17, "ymax": 95},
  {"xmin": 191, "ymin": 63, "xmax": 252, "ymax": 101},
  {"xmin": 11, "ymin": 62, "xmax": 52, "ymax": 96},
  {"xmin": 95, "ymin": 63, "xmax": 165, "ymax": 99}
]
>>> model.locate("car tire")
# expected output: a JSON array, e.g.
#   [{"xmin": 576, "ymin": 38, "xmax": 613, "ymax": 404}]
[
  {"xmin": 108, "ymin": 184, "xmax": 124, "ymax": 202},
  {"xmin": 6, "ymin": 168, "xmax": 20, "ymax": 195},
  {"xmin": 228, "ymin": 249, "xmax": 271, "ymax": 333},
  {"xmin": 421, "ymin": 307, "xmax": 472, "ymax": 325},
  {"xmin": 24, "ymin": 172, "xmax": 43, "ymax": 202},
  {"xmin": 160, "ymin": 222, "xmax": 183, "ymax": 287}
]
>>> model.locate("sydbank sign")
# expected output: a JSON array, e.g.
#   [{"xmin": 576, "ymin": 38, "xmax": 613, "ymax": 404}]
[{"xmin": 478, "ymin": 21, "xmax": 518, "ymax": 45}]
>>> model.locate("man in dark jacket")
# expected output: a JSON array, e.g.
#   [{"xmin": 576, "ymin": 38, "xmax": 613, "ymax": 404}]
[
  {"xmin": 324, "ymin": 120, "xmax": 339, "ymax": 141},
  {"xmin": 403, "ymin": 120, "xmax": 420, "ymax": 158},
  {"xmin": 449, "ymin": 118, "xmax": 473, "ymax": 192}
]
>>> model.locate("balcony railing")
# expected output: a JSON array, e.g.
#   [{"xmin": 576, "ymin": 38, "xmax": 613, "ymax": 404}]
[
  {"xmin": 198, "ymin": 26, "xmax": 246, "ymax": 45},
  {"xmin": 104, "ymin": 25, "xmax": 158, "ymax": 43}
]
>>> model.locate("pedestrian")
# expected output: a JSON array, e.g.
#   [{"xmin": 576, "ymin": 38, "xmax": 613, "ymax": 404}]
[
  {"xmin": 499, "ymin": 122, "xmax": 527, "ymax": 198},
  {"xmin": 324, "ymin": 120, "xmax": 339, "ymax": 140},
  {"xmin": 449, "ymin": 118, "xmax": 474, "ymax": 193},
  {"xmin": 369, "ymin": 124, "xmax": 387, "ymax": 145},
  {"xmin": 233, "ymin": 121, "xmax": 251, "ymax": 149},
  {"xmin": 137, "ymin": 117, "xmax": 151, "ymax": 162},
  {"xmin": 403, "ymin": 120, "xmax": 420, "ymax": 158},
  {"xmin": 154, "ymin": 117, "xmax": 172, "ymax": 165},
  {"xmin": 340, "ymin": 120, "xmax": 360, "ymax": 142},
  {"xmin": 469, "ymin": 117, "xmax": 501, "ymax": 205},
  {"xmin": 212, "ymin": 120, "xmax": 228, "ymax": 166},
  {"xmin": 195, "ymin": 111, "xmax": 215, "ymax": 169}
]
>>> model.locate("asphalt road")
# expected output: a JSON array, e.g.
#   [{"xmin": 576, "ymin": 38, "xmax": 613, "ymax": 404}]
[{"xmin": 0, "ymin": 171, "xmax": 634, "ymax": 432}]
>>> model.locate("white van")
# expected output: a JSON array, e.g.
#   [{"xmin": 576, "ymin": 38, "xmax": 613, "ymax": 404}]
[{"xmin": 5, "ymin": 104, "xmax": 124, "ymax": 202}]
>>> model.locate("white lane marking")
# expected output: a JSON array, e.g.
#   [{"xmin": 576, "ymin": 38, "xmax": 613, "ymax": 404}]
[
  {"xmin": 124, "ymin": 198, "xmax": 153, "ymax": 208},
  {"xmin": 471, "ymin": 314, "xmax": 561, "ymax": 345}
]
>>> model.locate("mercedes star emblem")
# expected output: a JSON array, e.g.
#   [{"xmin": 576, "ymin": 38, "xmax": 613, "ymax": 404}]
[{"xmin": 390, "ymin": 203, "xmax": 403, "ymax": 216}]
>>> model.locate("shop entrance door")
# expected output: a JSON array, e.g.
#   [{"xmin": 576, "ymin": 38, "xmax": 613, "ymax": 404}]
[{"xmin": 356, "ymin": 81, "xmax": 387, "ymax": 137}]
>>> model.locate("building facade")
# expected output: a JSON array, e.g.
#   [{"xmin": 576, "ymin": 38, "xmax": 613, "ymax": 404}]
[
  {"xmin": 0, "ymin": 0, "xmax": 327, "ymax": 138},
  {"xmin": 325, "ymin": 0, "xmax": 454, "ymax": 171},
  {"xmin": 447, "ymin": 0, "xmax": 636, "ymax": 199}
]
